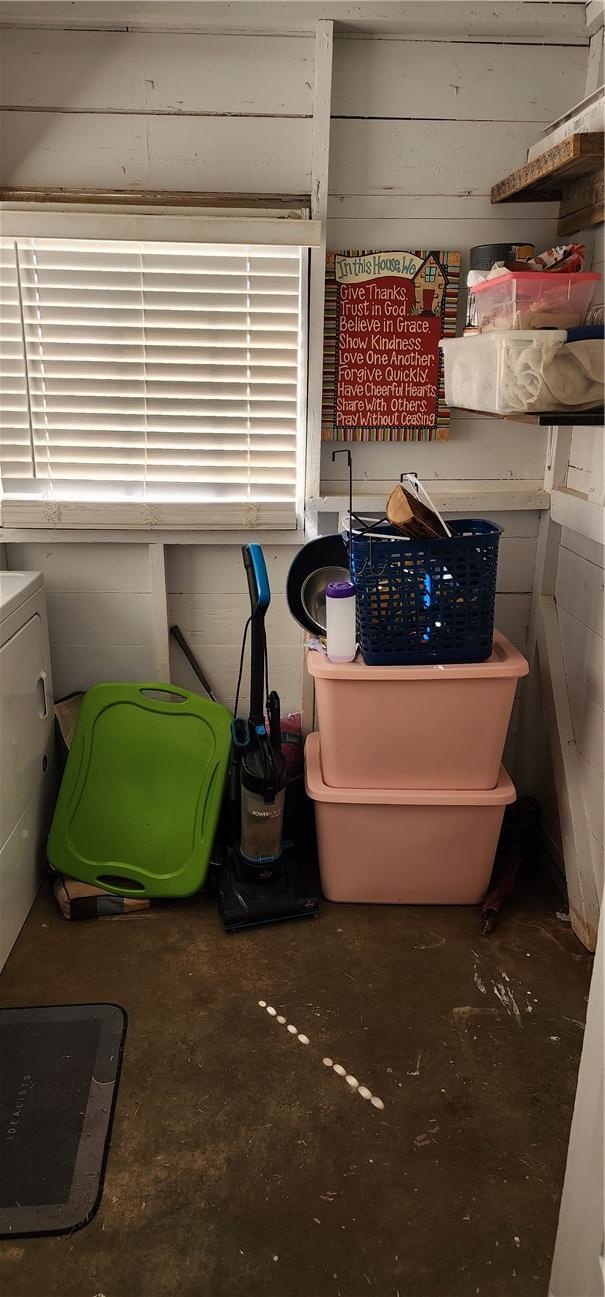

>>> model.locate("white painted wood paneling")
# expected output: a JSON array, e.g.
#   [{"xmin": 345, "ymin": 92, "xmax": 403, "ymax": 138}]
[
  {"xmin": 554, "ymin": 514, "xmax": 604, "ymax": 923},
  {"xmin": 590, "ymin": 437, "xmax": 604, "ymax": 509},
  {"xmin": 567, "ymin": 466, "xmax": 593, "ymax": 494},
  {"xmin": 569, "ymin": 431, "xmax": 598, "ymax": 473},
  {"xmin": 0, "ymin": 30, "xmax": 314, "ymax": 115},
  {"xmin": 567, "ymin": 427, "xmax": 605, "ymax": 506},
  {"xmin": 577, "ymin": 749, "xmax": 605, "ymax": 845},
  {"xmin": 166, "ymin": 544, "xmax": 299, "ymax": 594},
  {"xmin": 166, "ymin": 543, "xmax": 303, "ymax": 712},
  {"xmin": 0, "ymin": 2, "xmax": 589, "ymax": 43},
  {"xmin": 589, "ymin": 829, "xmax": 604, "ymax": 894},
  {"xmin": 329, "ymin": 119, "xmax": 554, "ymax": 197},
  {"xmin": 47, "ymin": 592, "xmax": 152, "ymax": 646},
  {"xmin": 494, "ymin": 537, "xmax": 537, "ymax": 593},
  {"xmin": 586, "ymin": 25, "xmax": 605, "ymax": 93},
  {"xmin": 494, "ymin": 593, "xmax": 531, "ymax": 652},
  {"xmin": 553, "ymin": 488, "xmax": 605, "ymax": 543},
  {"xmin": 5, "ymin": 541, "xmax": 155, "ymax": 695},
  {"xmin": 170, "ymin": 639, "xmax": 303, "ymax": 716},
  {"xmin": 321, "ymin": 419, "xmax": 548, "ymax": 487},
  {"xmin": 537, "ymin": 596, "xmax": 600, "ymax": 947},
  {"xmin": 5, "ymin": 542, "xmax": 152, "ymax": 591},
  {"xmin": 51, "ymin": 645, "xmax": 156, "ymax": 697},
  {"xmin": 556, "ymin": 544, "xmax": 605, "ymax": 638},
  {"xmin": 326, "ymin": 215, "xmax": 559, "ymax": 264},
  {"xmin": 586, "ymin": 0, "xmax": 605, "ymax": 40},
  {"xmin": 568, "ymin": 682, "xmax": 604, "ymax": 780},
  {"xmin": 332, "ymin": 39, "xmax": 587, "ymax": 123},
  {"xmin": 168, "ymin": 592, "xmax": 297, "ymax": 645},
  {"xmin": 0, "ymin": 111, "xmax": 312, "ymax": 190},
  {"xmin": 170, "ymin": 632, "xmax": 302, "ymax": 705},
  {"xmin": 560, "ymin": 526, "xmax": 605, "ymax": 569},
  {"xmin": 559, "ymin": 604, "xmax": 605, "ymax": 712},
  {"xmin": 328, "ymin": 194, "xmax": 559, "ymax": 221},
  {"xmin": 454, "ymin": 510, "xmax": 540, "ymax": 538}
]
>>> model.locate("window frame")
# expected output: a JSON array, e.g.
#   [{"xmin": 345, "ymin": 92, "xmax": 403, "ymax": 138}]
[{"xmin": 0, "ymin": 203, "xmax": 321, "ymax": 535}]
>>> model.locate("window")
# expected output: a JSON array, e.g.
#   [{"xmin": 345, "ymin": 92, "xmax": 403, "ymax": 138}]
[{"xmin": 0, "ymin": 236, "xmax": 307, "ymax": 528}]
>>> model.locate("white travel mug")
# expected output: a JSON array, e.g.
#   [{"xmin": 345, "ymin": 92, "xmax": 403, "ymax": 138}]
[{"xmin": 326, "ymin": 580, "xmax": 357, "ymax": 663}]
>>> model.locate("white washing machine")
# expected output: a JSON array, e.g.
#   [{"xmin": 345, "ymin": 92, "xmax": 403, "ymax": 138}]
[{"xmin": 0, "ymin": 571, "xmax": 56, "ymax": 971}]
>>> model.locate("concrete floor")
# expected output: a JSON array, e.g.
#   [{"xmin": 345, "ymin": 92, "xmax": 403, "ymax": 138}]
[{"xmin": 0, "ymin": 876, "xmax": 592, "ymax": 1297}]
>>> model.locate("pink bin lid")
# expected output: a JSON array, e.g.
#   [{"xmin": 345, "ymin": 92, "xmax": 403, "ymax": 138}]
[
  {"xmin": 306, "ymin": 630, "xmax": 528, "ymax": 682},
  {"xmin": 473, "ymin": 271, "xmax": 601, "ymax": 292},
  {"xmin": 305, "ymin": 736, "xmax": 514, "ymax": 804},
  {"xmin": 305, "ymin": 733, "xmax": 516, "ymax": 806}
]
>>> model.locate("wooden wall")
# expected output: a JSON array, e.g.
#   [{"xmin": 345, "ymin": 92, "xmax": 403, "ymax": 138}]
[
  {"xmin": 556, "ymin": 218, "xmax": 605, "ymax": 895},
  {"xmin": 5, "ymin": 541, "xmax": 156, "ymax": 697},
  {"xmin": 323, "ymin": 29, "xmax": 586, "ymax": 491},
  {"xmin": 0, "ymin": 29, "xmax": 314, "ymax": 191},
  {"xmin": 0, "ymin": 12, "xmax": 592, "ymax": 753},
  {"xmin": 321, "ymin": 22, "xmax": 586, "ymax": 772},
  {"xmin": 7, "ymin": 539, "xmax": 305, "ymax": 715},
  {"xmin": 531, "ymin": 209, "xmax": 604, "ymax": 895},
  {"xmin": 166, "ymin": 545, "xmax": 304, "ymax": 715},
  {"xmin": 555, "ymin": 525, "xmax": 604, "ymax": 897},
  {"xmin": 0, "ymin": 25, "xmax": 314, "ymax": 705}
]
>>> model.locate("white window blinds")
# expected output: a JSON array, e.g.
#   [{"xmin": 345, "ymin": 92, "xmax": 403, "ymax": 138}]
[{"xmin": 0, "ymin": 237, "xmax": 305, "ymax": 526}]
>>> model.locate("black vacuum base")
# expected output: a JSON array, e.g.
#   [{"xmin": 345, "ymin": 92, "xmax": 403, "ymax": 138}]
[{"xmin": 217, "ymin": 845, "xmax": 319, "ymax": 932}]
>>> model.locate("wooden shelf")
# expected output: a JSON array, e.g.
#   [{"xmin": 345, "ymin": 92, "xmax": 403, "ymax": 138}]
[
  {"xmin": 534, "ymin": 408, "xmax": 604, "ymax": 426},
  {"xmin": 492, "ymin": 133, "xmax": 604, "ymax": 203},
  {"xmin": 453, "ymin": 407, "xmax": 604, "ymax": 427},
  {"xmin": 491, "ymin": 132, "xmax": 604, "ymax": 235}
]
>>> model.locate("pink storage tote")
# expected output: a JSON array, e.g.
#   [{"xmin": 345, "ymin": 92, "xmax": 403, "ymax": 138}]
[
  {"xmin": 305, "ymin": 732, "xmax": 515, "ymax": 905},
  {"xmin": 307, "ymin": 630, "xmax": 527, "ymax": 790}
]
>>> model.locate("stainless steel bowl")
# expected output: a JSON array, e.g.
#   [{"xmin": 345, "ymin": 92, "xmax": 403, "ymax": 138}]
[
  {"xmin": 301, "ymin": 565, "xmax": 349, "ymax": 635},
  {"xmin": 286, "ymin": 533, "xmax": 348, "ymax": 636}
]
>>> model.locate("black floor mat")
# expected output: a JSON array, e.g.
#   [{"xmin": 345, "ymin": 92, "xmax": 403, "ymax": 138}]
[{"xmin": 0, "ymin": 1003, "xmax": 126, "ymax": 1237}]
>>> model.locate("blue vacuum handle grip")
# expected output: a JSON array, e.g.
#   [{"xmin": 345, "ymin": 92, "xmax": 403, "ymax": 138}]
[
  {"xmin": 242, "ymin": 544, "xmax": 271, "ymax": 615},
  {"xmin": 242, "ymin": 544, "xmax": 270, "ymax": 729}
]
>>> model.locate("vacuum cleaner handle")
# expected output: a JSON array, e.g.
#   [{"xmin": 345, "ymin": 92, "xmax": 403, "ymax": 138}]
[
  {"xmin": 267, "ymin": 690, "xmax": 281, "ymax": 754},
  {"xmin": 242, "ymin": 544, "xmax": 271, "ymax": 729},
  {"xmin": 242, "ymin": 544, "xmax": 271, "ymax": 616},
  {"xmin": 227, "ymin": 717, "xmax": 251, "ymax": 823}
]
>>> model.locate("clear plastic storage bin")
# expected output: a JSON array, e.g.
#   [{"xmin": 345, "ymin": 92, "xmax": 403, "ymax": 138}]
[
  {"xmin": 439, "ymin": 330, "xmax": 600, "ymax": 415},
  {"xmin": 473, "ymin": 271, "xmax": 599, "ymax": 332}
]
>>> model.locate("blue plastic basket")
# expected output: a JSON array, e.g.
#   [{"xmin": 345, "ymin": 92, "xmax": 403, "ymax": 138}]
[{"xmin": 349, "ymin": 518, "xmax": 503, "ymax": 666}]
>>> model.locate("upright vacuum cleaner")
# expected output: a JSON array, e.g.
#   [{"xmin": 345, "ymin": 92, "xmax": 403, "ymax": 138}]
[{"xmin": 216, "ymin": 544, "xmax": 319, "ymax": 932}]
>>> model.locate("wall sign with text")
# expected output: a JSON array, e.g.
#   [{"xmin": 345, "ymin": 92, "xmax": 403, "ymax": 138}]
[{"xmin": 322, "ymin": 249, "xmax": 460, "ymax": 443}]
